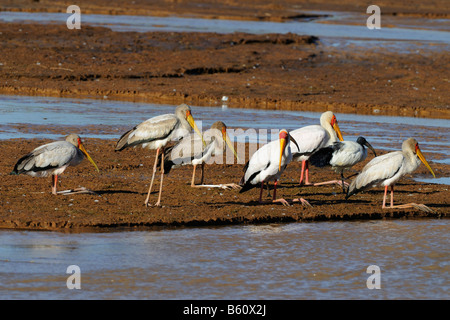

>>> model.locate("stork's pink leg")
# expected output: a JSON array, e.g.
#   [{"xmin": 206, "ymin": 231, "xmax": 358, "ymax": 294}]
[
  {"xmin": 304, "ymin": 161, "xmax": 311, "ymax": 185},
  {"xmin": 154, "ymin": 147, "xmax": 165, "ymax": 207},
  {"xmin": 382, "ymin": 185, "xmax": 388, "ymax": 208},
  {"xmin": 52, "ymin": 175, "xmax": 58, "ymax": 195},
  {"xmin": 382, "ymin": 185, "xmax": 433, "ymax": 213},
  {"xmin": 390, "ymin": 185, "xmax": 394, "ymax": 207},
  {"xmin": 145, "ymin": 148, "xmax": 160, "ymax": 206},
  {"xmin": 271, "ymin": 180, "xmax": 289, "ymax": 206},
  {"xmin": 299, "ymin": 160, "xmax": 311, "ymax": 185},
  {"xmin": 191, "ymin": 164, "xmax": 197, "ymax": 187}
]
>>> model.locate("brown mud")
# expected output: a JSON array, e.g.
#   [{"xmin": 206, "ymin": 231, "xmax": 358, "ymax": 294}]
[
  {"xmin": 0, "ymin": 18, "xmax": 449, "ymax": 119},
  {"xmin": 0, "ymin": 1, "xmax": 448, "ymax": 231},
  {"xmin": 1, "ymin": 0, "xmax": 449, "ymax": 20},
  {"xmin": 0, "ymin": 138, "xmax": 448, "ymax": 231}
]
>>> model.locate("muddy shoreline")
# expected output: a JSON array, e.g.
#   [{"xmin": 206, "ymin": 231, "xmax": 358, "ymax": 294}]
[
  {"xmin": 0, "ymin": 20, "xmax": 449, "ymax": 119},
  {"xmin": 1, "ymin": 0, "xmax": 449, "ymax": 20},
  {"xmin": 0, "ymin": 138, "xmax": 448, "ymax": 232},
  {"xmin": 0, "ymin": 1, "xmax": 448, "ymax": 231}
]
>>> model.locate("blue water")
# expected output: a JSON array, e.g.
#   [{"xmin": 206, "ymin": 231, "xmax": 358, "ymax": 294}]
[
  {"xmin": 0, "ymin": 220, "xmax": 448, "ymax": 300},
  {"xmin": 1, "ymin": 11, "xmax": 449, "ymax": 44},
  {"xmin": 1, "ymin": 95, "xmax": 448, "ymax": 168}
]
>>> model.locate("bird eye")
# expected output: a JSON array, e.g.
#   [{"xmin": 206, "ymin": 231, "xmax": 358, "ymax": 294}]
[{"xmin": 331, "ymin": 116, "xmax": 336, "ymax": 126}]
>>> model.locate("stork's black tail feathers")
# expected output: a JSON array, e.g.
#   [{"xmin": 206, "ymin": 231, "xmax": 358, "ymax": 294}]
[
  {"xmin": 238, "ymin": 180, "xmax": 257, "ymax": 193},
  {"xmin": 238, "ymin": 160, "xmax": 258, "ymax": 193},
  {"xmin": 309, "ymin": 146, "xmax": 334, "ymax": 168}
]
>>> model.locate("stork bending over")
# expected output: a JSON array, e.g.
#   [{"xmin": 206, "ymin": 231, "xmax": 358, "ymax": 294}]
[
  {"xmin": 11, "ymin": 134, "xmax": 99, "ymax": 195},
  {"xmin": 346, "ymin": 138, "xmax": 435, "ymax": 212},
  {"xmin": 239, "ymin": 129, "xmax": 311, "ymax": 207}
]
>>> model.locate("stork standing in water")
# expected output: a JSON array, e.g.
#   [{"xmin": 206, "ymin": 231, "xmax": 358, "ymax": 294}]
[
  {"xmin": 289, "ymin": 111, "xmax": 344, "ymax": 186},
  {"xmin": 115, "ymin": 104, "xmax": 204, "ymax": 206},
  {"xmin": 346, "ymin": 138, "xmax": 436, "ymax": 212},
  {"xmin": 163, "ymin": 121, "xmax": 240, "ymax": 189},
  {"xmin": 309, "ymin": 136, "xmax": 377, "ymax": 192},
  {"xmin": 11, "ymin": 134, "xmax": 99, "ymax": 195},
  {"xmin": 239, "ymin": 129, "xmax": 311, "ymax": 206}
]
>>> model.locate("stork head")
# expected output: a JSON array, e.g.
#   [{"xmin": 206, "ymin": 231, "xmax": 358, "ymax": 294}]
[
  {"xmin": 66, "ymin": 134, "xmax": 99, "ymax": 172},
  {"xmin": 356, "ymin": 136, "xmax": 377, "ymax": 157},
  {"xmin": 404, "ymin": 138, "xmax": 435, "ymax": 178},
  {"xmin": 177, "ymin": 104, "xmax": 206, "ymax": 147},
  {"xmin": 211, "ymin": 121, "xmax": 239, "ymax": 162},
  {"xmin": 321, "ymin": 111, "xmax": 344, "ymax": 141}
]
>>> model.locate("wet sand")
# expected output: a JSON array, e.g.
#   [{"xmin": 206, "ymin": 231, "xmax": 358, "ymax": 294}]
[
  {"xmin": 0, "ymin": 1, "xmax": 448, "ymax": 230},
  {"xmin": 0, "ymin": 18, "xmax": 449, "ymax": 119},
  {"xmin": 1, "ymin": 0, "xmax": 449, "ymax": 19},
  {"xmin": 0, "ymin": 138, "xmax": 448, "ymax": 231}
]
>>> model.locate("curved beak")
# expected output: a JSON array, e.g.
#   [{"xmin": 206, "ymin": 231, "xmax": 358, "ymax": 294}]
[
  {"xmin": 187, "ymin": 113, "xmax": 206, "ymax": 147},
  {"xmin": 333, "ymin": 121, "xmax": 344, "ymax": 142},
  {"xmin": 416, "ymin": 147, "xmax": 436, "ymax": 178},
  {"xmin": 223, "ymin": 131, "xmax": 239, "ymax": 162},
  {"xmin": 78, "ymin": 143, "xmax": 100, "ymax": 172},
  {"xmin": 364, "ymin": 141, "xmax": 377, "ymax": 157}
]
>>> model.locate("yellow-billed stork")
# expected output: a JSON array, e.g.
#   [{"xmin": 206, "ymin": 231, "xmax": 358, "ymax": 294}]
[
  {"xmin": 115, "ymin": 103, "xmax": 204, "ymax": 206},
  {"xmin": 346, "ymin": 138, "xmax": 436, "ymax": 212},
  {"xmin": 289, "ymin": 111, "xmax": 344, "ymax": 186},
  {"xmin": 11, "ymin": 134, "xmax": 99, "ymax": 195},
  {"xmin": 239, "ymin": 129, "xmax": 311, "ymax": 207}
]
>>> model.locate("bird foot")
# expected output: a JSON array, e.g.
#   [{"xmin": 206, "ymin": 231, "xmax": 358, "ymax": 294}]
[
  {"xmin": 191, "ymin": 183, "xmax": 242, "ymax": 190},
  {"xmin": 383, "ymin": 203, "xmax": 435, "ymax": 213},
  {"xmin": 313, "ymin": 180, "xmax": 349, "ymax": 187},
  {"xmin": 272, "ymin": 198, "xmax": 291, "ymax": 206},
  {"xmin": 144, "ymin": 201, "xmax": 162, "ymax": 207},
  {"xmin": 259, "ymin": 198, "xmax": 311, "ymax": 207},
  {"xmin": 291, "ymin": 198, "xmax": 313, "ymax": 207},
  {"xmin": 58, "ymin": 187, "xmax": 99, "ymax": 196}
]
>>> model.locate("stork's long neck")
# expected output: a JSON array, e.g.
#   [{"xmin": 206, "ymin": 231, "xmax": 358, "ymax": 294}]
[
  {"xmin": 176, "ymin": 115, "xmax": 192, "ymax": 135},
  {"xmin": 403, "ymin": 148, "xmax": 421, "ymax": 174},
  {"xmin": 321, "ymin": 119, "xmax": 338, "ymax": 143}
]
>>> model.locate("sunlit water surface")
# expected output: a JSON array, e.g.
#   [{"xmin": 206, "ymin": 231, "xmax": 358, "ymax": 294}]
[
  {"xmin": 0, "ymin": 220, "xmax": 448, "ymax": 300},
  {"xmin": 1, "ymin": 95, "xmax": 448, "ymax": 184}
]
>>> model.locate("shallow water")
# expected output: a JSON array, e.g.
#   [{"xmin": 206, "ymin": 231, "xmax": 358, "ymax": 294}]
[
  {"xmin": 1, "ymin": 95, "xmax": 449, "ymax": 169},
  {"xmin": 1, "ymin": 11, "xmax": 449, "ymax": 53},
  {"xmin": 0, "ymin": 220, "xmax": 448, "ymax": 300}
]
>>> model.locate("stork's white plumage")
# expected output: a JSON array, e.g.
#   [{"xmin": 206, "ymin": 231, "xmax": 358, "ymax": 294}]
[
  {"xmin": 346, "ymin": 138, "xmax": 435, "ymax": 212},
  {"xmin": 239, "ymin": 129, "xmax": 310, "ymax": 206},
  {"xmin": 11, "ymin": 134, "xmax": 99, "ymax": 195},
  {"xmin": 115, "ymin": 103, "xmax": 204, "ymax": 206},
  {"xmin": 309, "ymin": 136, "xmax": 377, "ymax": 192},
  {"xmin": 289, "ymin": 111, "xmax": 344, "ymax": 185},
  {"xmin": 163, "ymin": 121, "xmax": 240, "ymax": 189}
]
